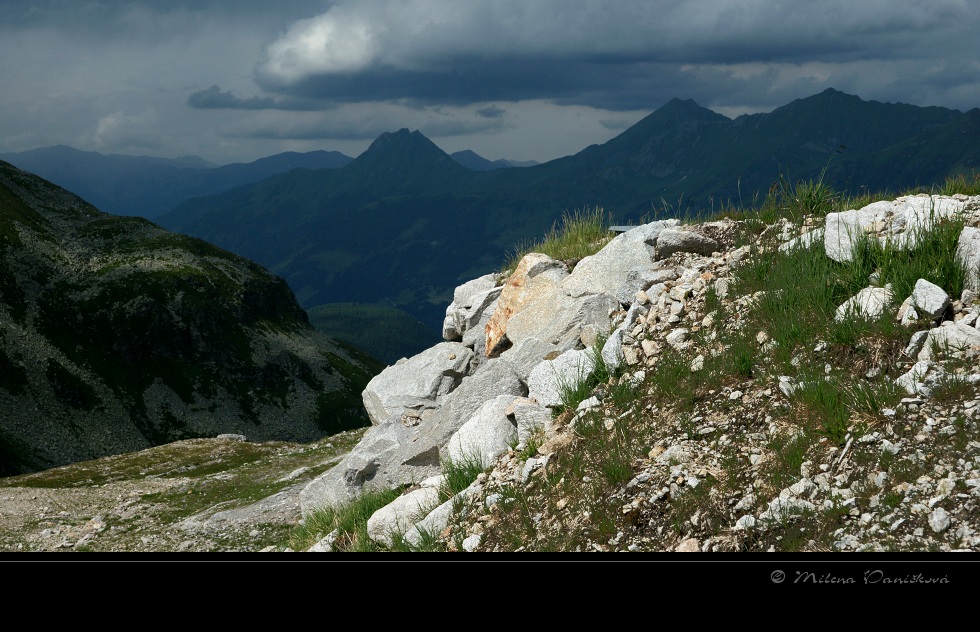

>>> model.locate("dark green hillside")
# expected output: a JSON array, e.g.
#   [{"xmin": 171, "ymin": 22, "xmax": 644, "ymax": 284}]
[
  {"xmin": 308, "ymin": 303, "xmax": 442, "ymax": 365},
  {"xmin": 0, "ymin": 161, "xmax": 377, "ymax": 475}
]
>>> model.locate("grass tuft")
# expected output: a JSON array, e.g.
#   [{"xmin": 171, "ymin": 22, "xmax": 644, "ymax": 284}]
[{"xmin": 502, "ymin": 206, "xmax": 612, "ymax": 274}]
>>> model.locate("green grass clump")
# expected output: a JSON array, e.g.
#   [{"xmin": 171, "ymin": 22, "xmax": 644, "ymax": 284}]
[
  {"xmin": 439, "ymin": 452, "xmax": 486, "ymax": 503},
  {"xmin": 937, "ymin": 171, "xmax": 980, "ymax": 196},
  {"xmin": 502, "ymin": 206, "xmax": 612, "ymax": 275},
  {"xmin": 289, "ymin": 487, "xmax": 402, "ymax": 552}
]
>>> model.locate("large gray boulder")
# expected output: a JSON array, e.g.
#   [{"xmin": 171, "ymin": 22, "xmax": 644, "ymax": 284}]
[
  {"xmin": 527, "ymin": 347, "xmax": 597, "ymax": 408},
  {"xmin": 485, "ymin": 253, "xmax": 569, "ymax": 356},
  {"xmin": 560, "ymin": 220, "xmax": 673, "ymax": 299},
  {"xmin": 299, "ymin": 418, "xmax": 414, "ymax": 513},
  {"xmin": 504, "ymin": 290, "xmax": 619, "ymax": 353},
  {"xmin": 445, "ymin": 394, "xmax": 520, "ymax": 468},
  {"xmin": 366, "ymin": 480, "xmax": 442, "ymax": 547},
  {"xmin": 301, "ymin": 359, "xmax": 524, "ymax": 514},
  {"xmin": 398, "ymin": 359, "xmax": 525, "ymax": 471},
  {"xmin": 362, "ymin": 342, "xmax": 474, "ymax": 424}
]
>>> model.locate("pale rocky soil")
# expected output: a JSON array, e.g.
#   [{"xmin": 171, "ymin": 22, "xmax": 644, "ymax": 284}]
[{"xmin": 0, "ymin": 428, "xmax": 365, "ymax": 553}]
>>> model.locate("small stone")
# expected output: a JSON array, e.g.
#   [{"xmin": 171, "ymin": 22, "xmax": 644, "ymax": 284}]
[
  {"xmin": 929, "ymin": 507, "xmax": 951, "ymax": 533},
  {"xmin": 675, "ymin": 538, "xmax": 700, "ymax": 552},
  {"xmin": 729, "ymin": 390, "xmax": 743, "ymax": 401},
  {"xmin": 734, "ymin": 515, "xmax": 756, "ymax": 530}
]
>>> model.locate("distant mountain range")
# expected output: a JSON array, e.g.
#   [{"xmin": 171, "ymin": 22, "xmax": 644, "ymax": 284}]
[
  {"xmin": 4, "ymin": 89, "xmax": 978, "ymax": 363},
  {"xmin": 156, "ymin": 89, "xmax": 980, "ymax": 346},
  {"xmin": 0, "ymin": 145, "xmax": 536, "ymax": 220},
  {"xmin": 0, "ymin": 145, "xmax": 354, "ymax": 219}
]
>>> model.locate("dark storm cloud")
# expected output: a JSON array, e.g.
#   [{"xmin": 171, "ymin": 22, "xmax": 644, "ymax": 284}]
[
  {"xmin": 476, "ymin": 105, "xmax": 505, "ymax": 119},
  {"xmin": 186, "ymin": 85, "xmax": 329, "ymax": 111},
  {"xmin": 253, "ymin": 0, "xmax": 980, "ymax": 113},
  {"xmin": 187, "ymin": 86, "xmax": 278, "ymax": 110},
  {"xmin": 3, "ymin": 0, "xmax": 978, "ymax": 164}
]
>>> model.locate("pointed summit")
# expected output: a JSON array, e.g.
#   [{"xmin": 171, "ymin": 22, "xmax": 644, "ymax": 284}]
[
  {"xmin": 356, "ymin": 129, "xmax": 454, "ymax": 166},
  {"xmin": 345, "ymin": 128, "xmax": 469, "ymax": 192}
]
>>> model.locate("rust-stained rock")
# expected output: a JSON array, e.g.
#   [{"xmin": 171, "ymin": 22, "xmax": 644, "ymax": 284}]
[{"xmin": 485, "ymin": 253, "xmax": 568, "ymax": 357}]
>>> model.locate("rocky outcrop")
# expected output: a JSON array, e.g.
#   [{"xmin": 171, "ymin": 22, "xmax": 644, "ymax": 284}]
[
  {"xmin": 300, "ymin": 191, "xmax": 980, "ymax": 553},
  {"xmin": 0, "ymin": 161, "xmax": 378, "ymax": 475}
]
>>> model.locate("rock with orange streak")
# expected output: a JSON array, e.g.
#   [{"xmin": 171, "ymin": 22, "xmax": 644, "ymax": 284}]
[{"xmin": 485, "ymin": 253, "xmax": 568, "ymax": 357}]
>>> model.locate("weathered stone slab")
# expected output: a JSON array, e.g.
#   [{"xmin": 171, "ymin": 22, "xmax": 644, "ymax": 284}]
[
  {"xmin": 446, "ymin": 394, "xmax": 519, "ymax": 468},
  {"xmin": 362, "ymin": 342, "xmax": 474, "ymax": 424},
  {"xmin": 957, "ymin": 226, "xmax": 980, "ymax": 293},
  {"xmin": 527, "ymin": 347, "xmax": 597, "ymax": 408},
  {"xmin": 366, "ymin": 482, "xmax": 442, "ymax": 547},
  {"xmin": 655, "ymin": 229, "xmax": 719, "ymax": 259},
  {"xmin": 560, "ymin": 221, "xmax": 674, "ymax": 299}
]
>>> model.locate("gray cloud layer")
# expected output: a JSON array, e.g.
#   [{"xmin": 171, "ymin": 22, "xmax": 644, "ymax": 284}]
[
  {"xmin": 251, "ymin": 0, "xmax": 980, "ymax": 112},
  {"xmin": 0, "ymin": 0, "xmax": 977, "ymax": 164}
]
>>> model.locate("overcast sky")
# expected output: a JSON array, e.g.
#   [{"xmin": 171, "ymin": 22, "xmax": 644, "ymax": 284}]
[{"xmin": 2, "ymin": 0, "xmax": 978, "ymax": 165}]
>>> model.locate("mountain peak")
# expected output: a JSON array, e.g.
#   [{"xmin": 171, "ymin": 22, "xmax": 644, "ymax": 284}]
[
  {"xmin": 351, "ymin": 128, "xmax": 461, "ymax": 176},
  {"xmin": 366, "ymin": 128, "xmax": 434, "ymax": 152}
]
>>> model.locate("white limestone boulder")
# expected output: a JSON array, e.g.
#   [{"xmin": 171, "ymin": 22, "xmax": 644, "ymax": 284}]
[
  {"xmin": 445, "ymin": 394, "xmax": 519, "ymax": 468},
  {"xmin": 910, "ymin": 278, "xmax": 950, "ymax": 320},
  {"xmin": 527, "ymin": 347, "xmax": 597, "ymax": 408},
  {"xmin": 366, "ymin": 480, "xmax": 442, "ymax": 547},
  {"xmin": 917, "ymin": 321, "xmax": 980, "ymax": 361},
  {"xmin": 361, "ymin": 342, "xmax": 474, "ymax": 424},
  {"xmin": 956, "ymin": 226, "xmax": 980, "ymax": 293},
  {"xmin": 834, "ymin": 285, "xmax": 893, "ymax": 322}
]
